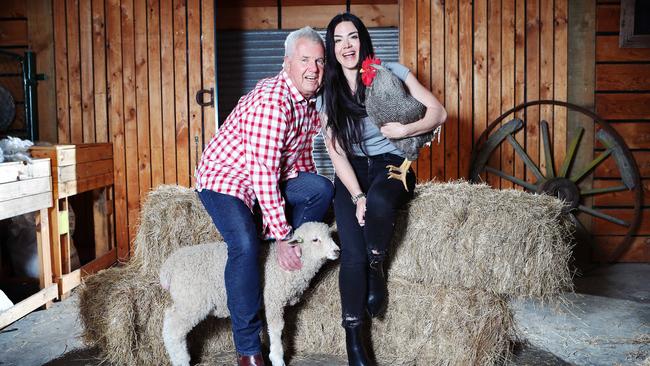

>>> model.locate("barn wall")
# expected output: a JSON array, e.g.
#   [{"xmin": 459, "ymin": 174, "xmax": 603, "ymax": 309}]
[
  {"xmin": 31, "ymin": 0, "xmax": 647, "ymax": 261},
  {"xmin": 592, "ymin": 0, "xmax": 650, "ymax": 262}
]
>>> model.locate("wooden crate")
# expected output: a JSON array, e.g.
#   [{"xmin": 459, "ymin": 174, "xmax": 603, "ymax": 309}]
[
  {"xmin": 30, "ymin": 144, "xmax": 116, "ymax": 297},
  {"xmin": 0, "ymin": 158, "xmax": 58, "ymax": 329}
]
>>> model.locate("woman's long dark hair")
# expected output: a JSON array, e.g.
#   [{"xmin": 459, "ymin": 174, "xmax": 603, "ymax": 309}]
[{"xmin": 323, "ymin": 13, "xmax": 374, "ymax": 156}]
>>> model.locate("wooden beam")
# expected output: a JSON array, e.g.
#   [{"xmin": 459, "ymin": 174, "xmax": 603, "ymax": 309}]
[
  {"xmin": 0, "ymin": 285, "xmax": 58, "ymax": 329},
  {"xmin": 568, "ymin": 0, "xmax": 596, "ymax": 259},
  {"xmin": 148, "ymin": 0, "xmax": 164, "ymax": 188},
  {"xmin": 26, "ymin": 0, "xmax": 57, "ymax": 143}
]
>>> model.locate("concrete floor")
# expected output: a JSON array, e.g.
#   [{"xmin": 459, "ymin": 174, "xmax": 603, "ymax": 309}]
[{"xmin": 0, "ymin": 264, "xmax": 648, "ymax": 366}]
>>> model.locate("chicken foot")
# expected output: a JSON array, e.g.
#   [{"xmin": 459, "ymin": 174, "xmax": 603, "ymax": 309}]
[{"xmin": 386, "ymin": 159, "xmax": 412, "ymax": 191}]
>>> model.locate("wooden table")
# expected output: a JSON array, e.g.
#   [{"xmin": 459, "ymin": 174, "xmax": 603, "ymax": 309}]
[{"xmin": 0, "ymin": 158, "xmax": 58, "ymax": 329}]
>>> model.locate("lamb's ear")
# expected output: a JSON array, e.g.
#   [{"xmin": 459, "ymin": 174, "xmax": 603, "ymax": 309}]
[{"xmin": 287, "ymin": 237, "xmax": 303, "ymax": 247}]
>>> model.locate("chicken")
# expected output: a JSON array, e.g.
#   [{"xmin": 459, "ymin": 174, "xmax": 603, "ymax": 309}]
[{"xmin": 362, "ymin": 56, "xmax": 441, "ymax": 191}]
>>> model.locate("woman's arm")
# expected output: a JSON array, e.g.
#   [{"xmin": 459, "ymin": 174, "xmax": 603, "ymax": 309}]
[
  {"xmin": 380, "ymin": 73, "xmax": 447, "ymax": 139},
  {"xmin": 322, "ymin": 120, "xmax": 367, "ymax": 226}
]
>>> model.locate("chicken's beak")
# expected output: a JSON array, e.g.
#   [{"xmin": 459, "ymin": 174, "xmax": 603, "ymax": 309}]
[{"xmin": 359, "ymin": 68, "xmax": 365, "ymax": 73}]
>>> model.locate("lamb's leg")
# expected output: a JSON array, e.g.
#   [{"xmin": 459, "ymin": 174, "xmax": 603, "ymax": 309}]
[
  {"xmin": 266, "ymin": 306, "xmax": 286, "ymax": 366},
  {"xmin": 162, "ymin": 305, "xmax": 206, "ymax": 366}
]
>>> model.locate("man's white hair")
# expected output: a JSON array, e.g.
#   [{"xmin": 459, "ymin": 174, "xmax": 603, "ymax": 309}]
[{"xmin": 284, "ymin": 26, "xmax": 324, "ymax": 57}]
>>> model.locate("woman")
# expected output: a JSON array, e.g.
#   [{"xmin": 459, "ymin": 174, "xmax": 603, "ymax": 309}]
[{"xmin": 320, "ymin": 13, "xmax": 447, "ymax": 366}]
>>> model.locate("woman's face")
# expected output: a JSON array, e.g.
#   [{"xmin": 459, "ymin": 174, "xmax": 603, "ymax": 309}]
[{"xmin": 333, "ymin": 21, "xmax": 360, "ymax": 71}]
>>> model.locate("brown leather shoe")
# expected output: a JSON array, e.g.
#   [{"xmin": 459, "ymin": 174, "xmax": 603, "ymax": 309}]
[{"xmin": 237, "ymin": 353, "xmax": 265, "ymax": 366}]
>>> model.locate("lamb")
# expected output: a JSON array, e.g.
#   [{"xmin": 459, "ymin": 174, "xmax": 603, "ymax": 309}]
[{"xmin": 159, "ymin": 221, "xmax": 340, "ymax": 366}]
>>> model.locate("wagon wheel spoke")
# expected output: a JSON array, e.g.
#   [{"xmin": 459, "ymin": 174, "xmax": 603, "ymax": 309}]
[
  {"xmin": 541, "ymin": 120, "xmax": 555, "ymax": 178},
  {"xmin": 558, "ymin": 127, "xmax": 584, "ymax": 178},
  {"xmin": 506, "ymin": 135, "xmax": 545, "ymax": 182},
  {"xmin": 577, "ymin": 205, "xmax": 630, "ymax": 227},
  {"xmin": 485, "ymin": 166, "xmax": 537, "ymax": 191},
  {"xmin": 581, "ymin": 184, "xmax": 629, "ymax": 196},
  {"xmin": 569, "ymin": 149, "xmax": 612, "ymax": 184}
]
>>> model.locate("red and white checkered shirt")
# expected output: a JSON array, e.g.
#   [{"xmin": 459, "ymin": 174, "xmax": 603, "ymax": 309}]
[{"xmin": 196, "ymin": 71, "xmax": 320, "ymax": 240}]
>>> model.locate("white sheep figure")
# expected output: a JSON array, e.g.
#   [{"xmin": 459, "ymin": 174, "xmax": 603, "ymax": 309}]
[{"xmin": 159, "ymin": 222, "xmax": 340, "ymax": 366}]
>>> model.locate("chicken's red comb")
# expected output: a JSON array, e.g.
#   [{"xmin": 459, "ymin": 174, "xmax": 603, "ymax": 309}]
[
  {"xmin": 361, "ymin": 56, "xmax": 382, "ymax": 69},
  {"xmin": 361, "ymin": 56, "xmax": 381, "ymax": 87}
]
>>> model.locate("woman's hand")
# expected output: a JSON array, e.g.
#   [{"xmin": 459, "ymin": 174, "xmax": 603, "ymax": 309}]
[
  {"xmin": 380, "ymin": 122, "xmax": 408, "ymax": 139},
  {"xmin": 355, "ymin": 197, "xmax": 367, "ymax": 226}
]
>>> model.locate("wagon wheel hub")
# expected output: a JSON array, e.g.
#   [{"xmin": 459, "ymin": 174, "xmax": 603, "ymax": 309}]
[{"xmin": 537, "ymin": 178, "xmax": 580, "ymax": 210}]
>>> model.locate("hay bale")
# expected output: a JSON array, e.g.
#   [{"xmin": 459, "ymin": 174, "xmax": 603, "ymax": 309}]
[
  {"xmin": 389, "ymin": 181, "xmax": 574, "ymax": 300},
  {"xmin": 130, "ymin": 185, "xmax": 221, "ymax": 275},
  {"xmin": 79, "ymin": 265, "xmax": 236, "ymax": 365},
  {"xmin": 80, "ymin": 262, "xmax": 514, "ymax": 366},
  {"xmin": 290, "ymin": 265, "xmax": 514, "ymax": 366},
  {"xmin": 79, "ymin": 181, "xmax": 572, "ymax": 365}
]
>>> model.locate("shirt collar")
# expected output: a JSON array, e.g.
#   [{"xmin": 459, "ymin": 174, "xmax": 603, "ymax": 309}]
[{"xmin": 281, "ymin": 71, "xmax": 308, "ymax": 104}]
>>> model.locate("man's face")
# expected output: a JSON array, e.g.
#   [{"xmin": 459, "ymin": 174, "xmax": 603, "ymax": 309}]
[{"xmin": 284, "ymin": 38, "xmax": 325, "ymax": 99}]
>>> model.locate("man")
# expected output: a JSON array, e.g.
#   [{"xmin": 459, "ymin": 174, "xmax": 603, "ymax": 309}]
[{"xmin": 195, "ymin": 27, "xmax": 333, "ymax": 366}]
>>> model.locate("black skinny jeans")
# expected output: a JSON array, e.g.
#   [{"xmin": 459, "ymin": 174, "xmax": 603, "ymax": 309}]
[{"xmin": 334, "ymin": 153, "xmax": 416, "ymax": 322}]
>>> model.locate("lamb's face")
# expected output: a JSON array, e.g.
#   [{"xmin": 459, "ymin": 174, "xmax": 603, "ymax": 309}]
[{"xmin": 293, "ymin": 222, "xmax": 340, "ymax": 260}]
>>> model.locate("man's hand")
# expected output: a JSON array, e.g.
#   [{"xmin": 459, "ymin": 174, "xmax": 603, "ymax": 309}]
[{"xmin": 277, "ymin": 239, "xmax": 302, "ymax": 271}]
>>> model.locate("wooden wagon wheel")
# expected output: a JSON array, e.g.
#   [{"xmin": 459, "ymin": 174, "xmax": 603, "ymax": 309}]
[{"xmin": 469, "ymin": 100, "xmax": 642, "ymax": 263}]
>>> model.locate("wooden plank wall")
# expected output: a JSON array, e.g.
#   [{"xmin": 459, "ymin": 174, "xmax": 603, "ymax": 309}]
[
  {"xmin": 44, "ymin": 0, "xmax": 647, "ymax": 262},
  {"xmin": 51, "ymin": 0, "xmax": 216, "ymax": 259},
  {"xmin": 216, "ymin": 1, "xmax": 399, "ymax": 30},
  {"xmin": 593, "ymin": 0, "xmax": 650, "ymax": 262},
  {"xmin": 400, "ymin": 0, "xmax": 567, "ymax": 186}
]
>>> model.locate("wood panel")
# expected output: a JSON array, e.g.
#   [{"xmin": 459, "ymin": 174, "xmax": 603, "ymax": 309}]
[
  {"xmin": 596, "ymin": 4, "xmax": 619, "ymax": 33},
  {"xmin": 595, "ymin": 94, "xmax": 650, "ymax": 120},
  {"xmin": 444, "ymin": 0, "xmax": 459, "ymax": 180},
  {"xmin": 458, "ymin": 0, "xmax": 472, "ymax": 182},
  {"xmin": 430, "ymin": 0, "xmax": 445, "ymax": 179},
  {"xmin": 597, "ymin": 35, "xmax": 650, "ymax": 62},
  {"xmin": 27, "ymin": 0, "xmax": 58, "ymax": 143},
  {"xmin": 66, "ymin": 0, "xmax": 82, "ymax": 143},
  {"xmin": 135, "ymin": 0, "xmax": 152, "ymax": 200},
  {"xmin": 47, "ymin": 1, "xmax": 576, "ymax": 260},
  {"xmin": 416, "ymin": 0, "xmax": 432, "ymax": 179},
  {"xmin": 148, "ymin": 0, "xmax": 164, "ymax": 188},
  {"xmin": 500, "ymin": 0, "xmax": 515, "ymax": 189},
  {"xmin": 553, "ymin": 0, "xmax": 567, "ymax": 177},
  {"xmin": 487, "ymin": 0, "xmax": 501, "ymax": 188},
  {"xmin": 4, "ymin": 0, "xmax": 27, "ymax": 17},
  {"xmin": 593, "ymin": 0, "xmax": 649, "ymax": 263},
  {"xmin": 0, "ymin": 20, "xmax": 28, "ymax": 46},
  {"xmin": 49, "ymin": 0, "xmax": 224, "ymax": 255},
  {"xmin": 596, "ymin": 64, "xmax": 650, "ymax": 91}
]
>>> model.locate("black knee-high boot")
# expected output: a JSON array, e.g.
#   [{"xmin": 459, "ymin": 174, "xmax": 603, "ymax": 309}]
[
  {"xmin": 343, "ymin": 319, "xmax": 374, "ymax": 366},
  {"xmin": 366, "ymin": 259, "xmax": 387, "ymax": 317}
]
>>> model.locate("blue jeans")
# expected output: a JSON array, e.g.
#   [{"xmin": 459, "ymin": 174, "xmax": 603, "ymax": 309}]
[
  {"xmin": 334, "ymin": 154, "xmax": 415, "ymax": 321},
  {"xmin": 198, "ymin": 172, "xmax": 333, "ymax": 356}
]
